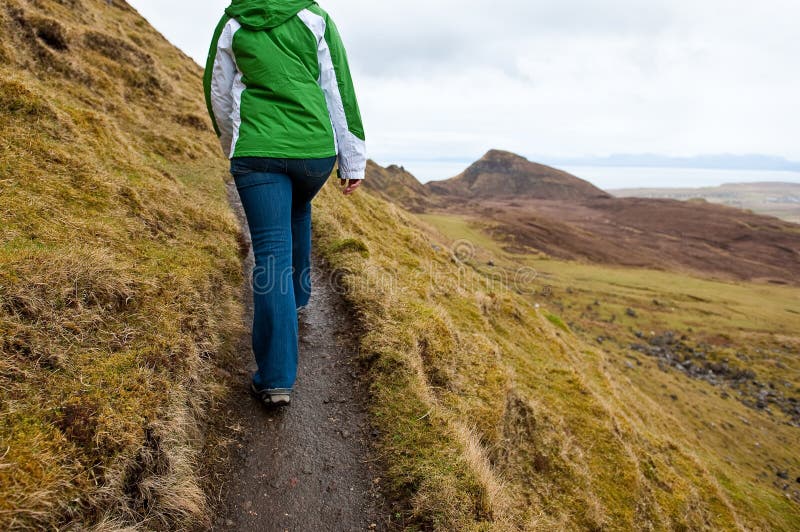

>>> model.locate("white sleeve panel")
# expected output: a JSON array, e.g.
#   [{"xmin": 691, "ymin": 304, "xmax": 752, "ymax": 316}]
[{"xmin": 210, "ymin": 19, "xmax": 241, "ymax": 159}]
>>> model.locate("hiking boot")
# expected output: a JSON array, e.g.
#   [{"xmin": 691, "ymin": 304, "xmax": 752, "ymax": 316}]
[{"xmin": 250, "ymin": 382, "xmax": 292, "ymax": 407}]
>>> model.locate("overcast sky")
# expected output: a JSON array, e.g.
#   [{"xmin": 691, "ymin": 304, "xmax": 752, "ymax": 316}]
[{"xmin": 128, "ymin": 0, "xmax": 800, "ymax": 184}]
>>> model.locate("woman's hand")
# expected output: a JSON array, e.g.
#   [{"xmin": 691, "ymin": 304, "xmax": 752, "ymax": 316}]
[{"xmin": 341, "ymin": 178, "xmax": 362, "ymax": 196}]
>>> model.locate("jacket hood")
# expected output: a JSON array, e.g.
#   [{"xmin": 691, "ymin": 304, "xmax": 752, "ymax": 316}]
[{"xmin": 225, "ymin": 0, "xmax": 316, "ymax": 30}]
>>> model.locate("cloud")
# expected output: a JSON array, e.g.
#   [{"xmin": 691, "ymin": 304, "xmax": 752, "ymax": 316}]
[
  {"xmin": 332, "ymin": 0, "xmax": 679, "ymax": 78},
  {"xmin": 333, "ymin": 0, "xmax": 800, "ymax": 161},
  {"xmin": 129, "ymin": 0, "xmax": 800, "ymax": 166}
]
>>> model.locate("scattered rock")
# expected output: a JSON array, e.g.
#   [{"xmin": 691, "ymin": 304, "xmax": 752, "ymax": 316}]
[
  {"xmin": 628, "ymin": 331, "xmax": 798, "ymax": 424},
  {"xmin": 626, "ymin": 308, "xmax": 637, "ymax": 318}
]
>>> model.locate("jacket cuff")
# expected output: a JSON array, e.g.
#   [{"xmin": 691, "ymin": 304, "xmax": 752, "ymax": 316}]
[{"xmin": 337, "ymin": 168, "xmax": 365, "ymax": 180}]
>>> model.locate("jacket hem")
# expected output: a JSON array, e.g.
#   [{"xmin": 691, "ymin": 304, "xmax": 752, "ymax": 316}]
[{"xmin": 229, "ymin": 149, "xmax": 338, "ymax": 160}]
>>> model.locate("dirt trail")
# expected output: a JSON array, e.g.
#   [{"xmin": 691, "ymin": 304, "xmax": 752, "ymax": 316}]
[{"xmin": 210, "ymin": 185, "xmax": 388, "ymax": 531}]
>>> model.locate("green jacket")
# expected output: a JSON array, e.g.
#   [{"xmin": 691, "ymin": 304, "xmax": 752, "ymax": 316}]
[{"xmin": 203, "ymin": 0, "xmax": 366, "ymax": 179}]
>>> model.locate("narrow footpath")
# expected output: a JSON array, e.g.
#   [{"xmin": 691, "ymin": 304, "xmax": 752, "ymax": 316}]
[{"xmin": 210, "ymin": 185, "xmax": 388, "ymax": 531}]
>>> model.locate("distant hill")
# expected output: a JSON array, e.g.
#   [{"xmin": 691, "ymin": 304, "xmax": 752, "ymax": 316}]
[
  {"xmin": 472, "ymin": 195, "xmax": 800, "ymax": 284},
  {"xmin": 546, "ymin": 153, "xmax": 800, "ymax": 171},
  {"xmin": 425, "ymin": 149, "xmax": 610, "ymax": 201},
  {"xmin": 362, "ymin": 160, "xmax": 434, "ymax": 212},
  {"xmin": 368, "ymin": 152, "xmax": 800, "ymax": 285},
  {"xmin": 612, "ymin": 182, "xmax": 800, "ymax": 224}
]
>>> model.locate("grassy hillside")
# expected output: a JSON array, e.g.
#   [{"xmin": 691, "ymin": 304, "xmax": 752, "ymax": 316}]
[
  {"xmin": 381, "ymin": 151, "xmax": 800, "ymax": 286},
  {"xmin": 312, "ymin": 176, "xmax": 800, "ymax": 529},
  {"xmin": 0, "ymin": 0, "xmax": 242, "ymax": 528},
  {"xmin": 411, "ymin": 210, "xmax": 800, "ymax": 529},
  {"xmin": 426, "ymin": 149, "xmax": 610, "ymax": 201}
]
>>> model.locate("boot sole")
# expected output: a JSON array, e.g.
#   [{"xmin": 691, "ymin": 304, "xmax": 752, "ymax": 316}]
[{"xmin": 250, "ymin": 382, "xmax": 292, "ymax": 407}]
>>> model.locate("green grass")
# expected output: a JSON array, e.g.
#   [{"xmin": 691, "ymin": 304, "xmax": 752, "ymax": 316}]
[
  {"xmin": 419, "ymin": 213, "xmax": 509, "ymax": 257},
  {"xmin": 310, "ymin": 187, "xmax": 799, "ymax": 529},
  {"xmin": 327, "ymin": 237, "xmax": 370, "ymax": 258},
  {"xmin": 545, "ymin": 313, "xmax": 569, "ymax": 332},
  {"xmin": 405, "ymin": 209, "xmax": 800, "ymax": 530}
]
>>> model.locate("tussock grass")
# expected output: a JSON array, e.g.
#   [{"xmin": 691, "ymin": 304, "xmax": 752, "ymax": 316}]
[
  {"xmin": 327, "ymin": 237, "xmax": 370, "ymax": 258},
  {"xmin": 0, "ymin": 0, "xmax": 241, "ymax": 529},
  {"xmin": 413, "ymin": 210, "xmax": 800, "ymax": 529},
  {"xmin": 544, "ymin": 313, "xmax": 569, "ymax": 332},
  {"xmin": 313, "ymin": 174, "xmax": 799, "ymax": 529}
]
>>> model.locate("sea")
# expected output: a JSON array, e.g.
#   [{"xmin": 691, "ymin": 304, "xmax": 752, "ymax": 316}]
[{"xmin": 395, "ymin": 160, "xmax": 800, "ymax": 191}]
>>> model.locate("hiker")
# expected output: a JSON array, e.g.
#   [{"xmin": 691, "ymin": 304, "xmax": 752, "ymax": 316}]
[{"xmin": 204, "ymin": 0, "xmax": 366, "ymax": 407}]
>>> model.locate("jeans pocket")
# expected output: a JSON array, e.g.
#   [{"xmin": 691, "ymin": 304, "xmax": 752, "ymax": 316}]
[
  {"xmin": 303, "ymin": 156, "xmax": 337, "ymax": 178},
  {"xmin": 230, "ymin": 158, "xmax": 256, "ymax": 177},
  {"xmin": 231, "ymin": 157, "xmax": 279, "ymax": 177}
]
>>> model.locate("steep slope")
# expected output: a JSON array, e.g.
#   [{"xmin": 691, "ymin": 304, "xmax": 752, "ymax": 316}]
[
  {"xmin": 416, "ymin": 209, "xmax": 800, "ymax": 529},
  {"xmin": 426, "ymin": 149, "xmax": 610, "ymax": 200},
  {"xmin": 311, "ymin": 176, "xmax": 800, "ymax": 530},
  {"xmin": 0, "ymin": 0, "xmax": 242, "ymax": 529}
]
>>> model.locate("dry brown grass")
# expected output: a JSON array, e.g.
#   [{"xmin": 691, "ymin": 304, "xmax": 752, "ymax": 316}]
[{"xmin": 0, "ymin": 0, "xmax": 241, "ymax": 529}]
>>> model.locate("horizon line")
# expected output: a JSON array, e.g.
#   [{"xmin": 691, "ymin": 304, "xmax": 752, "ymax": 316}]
[{"xmin": 371, "ymin": 152, "xmax": 800, "ymax": 173}]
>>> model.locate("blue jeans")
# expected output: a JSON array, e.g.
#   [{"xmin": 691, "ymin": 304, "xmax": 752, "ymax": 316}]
[{"xmin": 231, "ymin": 156, "xmax": 337, "ymax": 392}]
